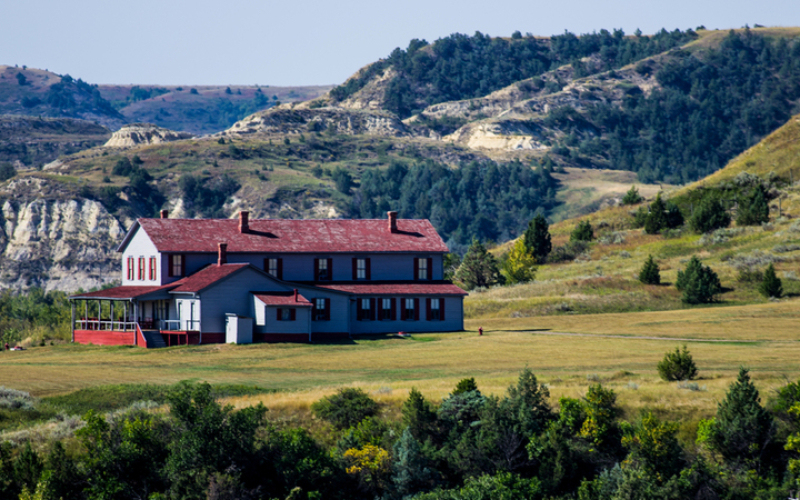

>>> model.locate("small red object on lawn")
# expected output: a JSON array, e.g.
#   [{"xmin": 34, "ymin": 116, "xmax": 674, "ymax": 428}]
[{"xmin": 479, "ymin": 327, "xmax": 483, "ymax": 336}]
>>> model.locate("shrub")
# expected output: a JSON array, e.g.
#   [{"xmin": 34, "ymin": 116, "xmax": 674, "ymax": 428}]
[
  {"xmin": 0, "ymin": 162, "xmax": 16, "ymax": 182},
  {"xmin": 638, "ymin": 255, "xmax": 661, "ymax": 285},
  {"xmin": 759, "ymin": 263, "xmax": 782, "ymax": 298},
  {"xmin": 452, "ymin": 377, "xmax": 478, "ymax": 395},
  {"xmin": 311, "ymin": 388, "xmax": 379, "ymax": 429},
  {"xmin": 657, "ymin": 345, "xmax": 698, "ymax": 381},
  {"xmin": 643, "ymin": 194, "xmax": 684, "ymax": 234},
  {"xmin": 736, "ymin": 185, "xmax": 769, "ymax": 226},
  {"xmin": 454, "ymin": 239, "xmax": 504, "ymax": 290},
  {"xmin": 524, "ymin": 214, "xmax": 551, "ymax": 262},
  {"xmin": 547, "ymin": 240, "xmax": 589, "ymax": 263},
  {"xmin": 501, "ymin": 239, "xmax": 536, "ymax": 284},
  {"xmin": 570, "ymin": 220, "xmax": 594, "ymax": 242},
  {"xmin": 690, "ymin": 197, "xmax": 730, "ymax": 233},
  {"xmin": 676, "ymin": 256, "xmax": 721, "ymax": 304},
  {"xmin": 621, "ymin": 185, "xmax": 644, "ymax": 205}
]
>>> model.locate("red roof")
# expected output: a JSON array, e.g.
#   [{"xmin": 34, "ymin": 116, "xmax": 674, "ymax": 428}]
[
  {"xmin": 315, "ymin": 282, "xmax": 468, "ymax": 296},
  {"xmin": 253, "ymin": 291, "xmax": 313, "ymax": 307},
  {"xmin": 70, "ymin": 285, "xmax": 173, "ymax": 300},
  {"xmin": 131, "ymin": 218, "xmax": 449, "ymax": 254},
  {"xmin": 169, "ymin": 263, "xmax": 249, "ymax": 293}
]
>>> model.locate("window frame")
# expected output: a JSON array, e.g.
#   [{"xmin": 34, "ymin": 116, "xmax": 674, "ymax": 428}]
[
  {"xmin": 404, "ymin": 298, "xmax": 415, "ymax": 321},
  {"xmin": 318, "ymin": 258, "xmax": 329, "ymax": 280},
  {"xmin": 138, "ymin": 257, "xmax": 145, "ymax": 281},
  {"xmin": 431, "ymin": 298, "xmax": 441, "ymax": 320},
  {"xmin": 127, "ymin": 256, "xmax": 134, "ymax": 281},
  {"xmin": 356, "ymin": 258, "xmax": 366, "ymax": 280},
  {"xmin": 417, "ymin": 258, "xmax": 428, "ymax": 280},
  {"xmin": 149, "ymin": 256, "xmax": 157, "ymax": 281}
]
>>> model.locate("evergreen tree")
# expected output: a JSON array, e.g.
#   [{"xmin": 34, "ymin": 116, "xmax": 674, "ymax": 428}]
[
  {"xmin": 570, "ymin": 220, "xmax": 594, "ymax": 242},
  {"xmin": 690, "ymin": 197, "xmax": 730, "ymax": 233},
  {"xmin": 453, "ymin": 377, "xmax": 479, "ymax": 395},
  {"xmin": 524, "ymin": 214, "xmax": 551, "ymax": 262},
  {"xmin": 705, "ymin": 368, "xmax": 773, "ymax": 467},
  {"xmin": 644, "ymin": 194, "xmax": 668, "ymax": 234},
  {"xmin": 391, "ymin": 428, "xmax": 435, "ymax": 499},
  {"xmin": 759, "ymin": 263, "xmax": 782, "ymax": 298},
  {"xmin": 12, "ymin": 442, "xmax": 42, "ymax": 495},
  {"xmin": 454, "ymin": 239, "xmax": 504, "ymax": 290},
  {"xmin": 638, "ymin": 255, "xmax": 661, "ymax": 285},
  {"xmin": 657, "ymin": 345, "xmax": 698, "ymax": 381},
  {"xmin": 401, "ymin": 388, "xmax": 438, "ymax": 442},
  {"xmin": 622, "ymin": 185, "xmax": 644, "ymax": 205},
  {"xmin": 676, "ymin": 256, "xmax": 721, "ymax": 304},
  {"xmin": 737, "ymin": 185, "xmax": 770, "ymax": 226}
]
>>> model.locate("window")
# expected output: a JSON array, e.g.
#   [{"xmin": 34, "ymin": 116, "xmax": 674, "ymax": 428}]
[
  {"xmin": 266, "ymin": 258, "xmax": 282, "ymax": 279},
  {"xmin": 358, "ymin": 298, "xmax": 372, "ymax": 321},
  {"xmin": 313, "ymin": 298, "xmax": 330, "ymax": 321},
  {"xmin": 415, "ymin": 258, "xmax": 432, "ymax": 280},
  {"xmin": 138, "ymin": 257, "xmax": 145, "ymax": 281},
  {"xmin": 316, "ymin": 258, "xmax": 332, "ymax": 281},
  {"xmin": 277, "ymin": 308, "xmax": 295, "ymax": 321},
  {"xmin": 127, "ymin": 256, "xmax": 134, "ymax": 280},
  {"xmin": 169, "ymin": 254, "xmax": 184, "ymax": 277},
  {"xmin": 380, "ymin": 298, "xmax": 393, "ymax": 321},
  {"xmin": 403, "ymin": 298, "xmax": 416, "ymax": 320},
  {"xmin": 149, "ymin": 257, "xmax": 157, "ymax": 281},
  {"xmin": 431, "ymin": 298, "xmax": 441, "ymax": 320},
  {"xmin": 356, "ymin": 258, "xmax": 366, "ymax": 279}
]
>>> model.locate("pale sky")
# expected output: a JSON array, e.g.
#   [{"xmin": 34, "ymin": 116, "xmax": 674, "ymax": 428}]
[{"xmin": 2, "ymin": 0, "xmax": 797, "ymax": 87}]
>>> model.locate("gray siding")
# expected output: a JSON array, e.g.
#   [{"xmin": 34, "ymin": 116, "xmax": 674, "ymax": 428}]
[
  {"xmin": 293, "ymin": 286, "xmax": 351, "ymax": 334},
  {"xmin": 196, "ymin": 268, "xmax": 287, "ymax": 333},
  {"xmin": 256, "ymin": 304, "xmax": 312, "ymax": 335}
]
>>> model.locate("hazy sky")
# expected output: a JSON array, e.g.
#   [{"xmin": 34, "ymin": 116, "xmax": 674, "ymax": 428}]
[{"xmin": 2, "ymin": 0, "xmax": 797, "ymax": 87}]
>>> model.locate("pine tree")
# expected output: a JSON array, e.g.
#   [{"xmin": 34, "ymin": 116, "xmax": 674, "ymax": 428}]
[
  {"xmin": 454, "ymin": 239, "xmax": 504, "ymax": 290},
  {"xmin": 759, "ymin": 263, "xmax": 782, "ymax": 298},
  {"xmin": 644, "ymin": 194, "xmax": 668, "ymax": 234},
  {"xmin": 676, "ymin": 256, "xmax": 721, "ymax": 304},
  {"xmin": 737, "ymin": 185, "xmax": 770, "ymax": 226},
  {"xmin": 690, "ymin": 197, "xmax": 730, "ymax": 233},
  {"xmin": 621, "ymin": 185, "xmax": 644, "ymax": 205},
  {"xmin": 524, "ymin": 214, "xmax": 551, "ymax": 262},
  {"xmin": 707, "ymin": 368, "xmax": 773, "ymax": 467},
  {"xmin": 656, "ymin": 345, "xmax": 698, "ymax": 381},
  {"xmin": 638, "ymin": 255, "xmax": 661, "ymax": 285},
  {"xmin": 570, "ymin": 220, "xmax": 594, "ymax": 242},
  {"xmin": 391, "ymin": 428, "xmax": 434, "ymax": 499},
  {"xmin": 401, "ymin": 388, "xmax": 437, "ymax": 442}
]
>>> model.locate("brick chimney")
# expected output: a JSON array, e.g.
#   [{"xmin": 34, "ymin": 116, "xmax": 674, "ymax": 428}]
[
  {"xmin": 218, "ymin": 242, "xmax": 228, "ymax": 266},
  {"xmin": 160, "ymin": 209, "xmax": 168, "ymax": 219},
  {"xmin": 388, "ymin": 211, "xmax": 398, "ymax": 233},
  {"xmin": 293, "ymin": 288, "xmax": 298, "ymax": 302},
  {"xmin": 239, "ymin": 211, "xmax": 250, "ymax": 233}
]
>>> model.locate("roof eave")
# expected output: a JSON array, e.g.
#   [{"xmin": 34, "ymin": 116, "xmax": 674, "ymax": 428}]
[{"xmin": 115, "ymin": 220, "xmax": 141, "ymax": 253}]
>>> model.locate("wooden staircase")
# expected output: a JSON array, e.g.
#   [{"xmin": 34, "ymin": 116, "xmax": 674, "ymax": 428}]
[{"xmin": 142, "ymin": 330, "xmax": 167, "ymax": 348}]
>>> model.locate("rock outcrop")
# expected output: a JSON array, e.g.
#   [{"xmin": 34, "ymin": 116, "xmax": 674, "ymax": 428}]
[
  {"xmin": 0, "ymin": 177, "xmax": 123, "ymax": 292},
  {"xmin": 104, "ymin": 123, "xmax": 193, "ymax": 148}
]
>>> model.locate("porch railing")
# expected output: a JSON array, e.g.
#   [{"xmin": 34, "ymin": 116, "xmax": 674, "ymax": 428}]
[
  {"xmin": 160, "ymin": 319, "xmax": 200, "ymax": 331},
  {"xmin": 74, "ymin": 319, "xmax": 137, "ymax": 331}
]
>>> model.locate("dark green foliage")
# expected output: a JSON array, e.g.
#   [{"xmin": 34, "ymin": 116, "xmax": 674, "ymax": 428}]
[
  {"xmin": 570, "ymin": 220, "xmax": 594, "ymax": 242},
  {"xmin": 128, "ymin": 86, "xmax": 169, "ymax": 103},
  {"xmin": 332, "ymin": 167, "xmax": 353, "ymax": 194},
  {"xmin": 452, "ymin": 378, "xmax": 478, "ymax": 395},
  {"xmin": 179, "ymin": 174, "xmax": 240, "ymax": 218},
  {"xmin": 390, "ymin": 428, "xmax": 436, "ymax": 498},
  {"xmin": 547, "ymin": 240, "xmax": 589, "ymax": 263},
  {"xmin": 16, "ymin": 72, "xmax": 27, "ymax": 86},
  {"xmin": 676, "ymin": 256, "xmax": 722, "ymax": 304},
  {"xmin": 454, "ymin": 239, "xmax": 504, "ymax": 290},
  {"xmin": 524, "ymin": 213, "xmax": 552, "ymax": 262},
  {"xmin": 759, "ymin": 263, "xmax": 782, "ymax": 298},
  {"xmin": 413, "ymin": 472, "xmax": 541, "ymax": 500},
  {"xmin": 45, "ymin": 74, "xmax": 122, "ymax": 119},
  {"xmin": 358, "ymin": 159, "xmax": 558, "ymax": 248},
  {"xmin": 0, "ymin": 162, "xmax": 16, "ymax": 181},
  {"xmin": 705, "ymin": 368, "xmax": 774, "ymax": 468},
  {"xmin": 0, "ymin": 443, "xmax": 19, "ymax": 499},
  {"xmin": 644, "ymin": 194, "xmax": 684, "ymax": 234},
  {"xmin": 568, "ymin": 31, "xmax": 800, "ymax": 183},
  {"xmin": 164, "ymin": 381, "xmax": 266, "ymax": 500},
  {"xmin": 622, "ymin": 413, "xmax": 684, "ymax": 482},
  {"xmin": 690, "ymin": 197, "xmax": 730, "ymax": 233},
  {"xmin": 657, "ymin": 345, "xmax": 698, "ymax": 381},
  {"xmin": 638, "ymin": 255, "xmax": 661, "ymax": 285},
  {"xmin": 189, "ymin": 88, "xmax": 198, "ymax": 95},
  {"xmin": 12, "ymin": 441, "xmax": 42, "ymax": 494},
  {"xmin": 402, "ymin": 388, "xmax": 438, "ymax": 442},
  {"xmin": 261, "ymin": 427, "xmax": 342, "ymax": 497},
  {"xmin": 502, "ymin": 368, "xmax": 553, "ymax": 437},
  {"xmin": 331, "ymin": 29, "xmax": 695, "ymax": 118},
  {"xmin": 311, "ymin": 387, "xmax": 379, "ymax": 430},
  {"xmin": 737, "ymin": 185, "xmax": 770, "ymax": 226},
  {"xmin": 621, "ymin": 185, "xmax": 644, "ymax": 205}
]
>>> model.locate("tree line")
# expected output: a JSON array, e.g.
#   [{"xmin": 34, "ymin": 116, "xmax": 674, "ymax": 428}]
[{"xmin": 4, "ymin": 366, "xmax": 800, "ymax": 499}]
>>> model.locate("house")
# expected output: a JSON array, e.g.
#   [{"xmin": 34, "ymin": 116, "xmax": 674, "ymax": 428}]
[{"xmin": 69, "ymin": 211, "xmax": 467, "ymax": 347}]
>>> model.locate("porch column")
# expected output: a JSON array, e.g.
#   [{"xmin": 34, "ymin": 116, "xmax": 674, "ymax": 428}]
[
  {"xmin": 84, "ymin": 300, "xmax": 88, "ymax": 329},
  {"xmin": 70, "ymin": 301, "xmax": 75, "ymax": 342},
  {"xmin": 123, "ymin": 302, "xmax": 128, "ymax": 331},
  {"xmin": 110, "ymin": 302, "xmax": 114, "ymax": 331}
]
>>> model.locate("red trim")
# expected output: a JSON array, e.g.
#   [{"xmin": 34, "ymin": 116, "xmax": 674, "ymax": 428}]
[
  {"xmin": 149, "ymin": 257, "xmax": 157, "ymax": 281},
  {"xmin": 314, "ymin": 258, "xmax": 319, "ymax": 281},
  {"xmin": 277, "ymin": 258, "xmax": 283, "ymax": 280},
  {"xmin": 357, "ymin": 298, "xmax": 363, "ymax": 320},
  {"xmin": 401, "ymin": 298, "xmax": 406, "ymax": 319},
  {"xmin": 327, "ymin": 258, "xmax": 333, "ymax": 280},
  {"xmin": 366, "ymin": 258, "xmax": 371, "ymax": 280},
  {"xmin": 127, "ymin": 257, "xmax": 135, "ymax": 280},
  {"xmin": 370, "ymin": 298, "xmax": 376, "ymax": 321},
  {"xmin": 168, "ymin": 255, "xmax": 174, "ymax": 277}
]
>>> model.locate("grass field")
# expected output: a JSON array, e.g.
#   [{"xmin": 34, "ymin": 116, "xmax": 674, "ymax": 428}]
[{"xmin": 2, "ymin": 299, "xmax": 800, "ymax": 435}]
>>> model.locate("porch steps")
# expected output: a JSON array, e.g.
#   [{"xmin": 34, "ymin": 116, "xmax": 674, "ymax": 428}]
[{"xmin": 142, "ymin": 330, "xmax": 167, "ymax": 348}]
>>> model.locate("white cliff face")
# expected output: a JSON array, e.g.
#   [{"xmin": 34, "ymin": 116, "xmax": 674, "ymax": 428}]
[
  {"xmin": 104, "ymin": 123, "xmax": 193, "ymax": 148},
  {"xmin": 0, "ymin": 178, "xmax": 123, "ymax": 292}
]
